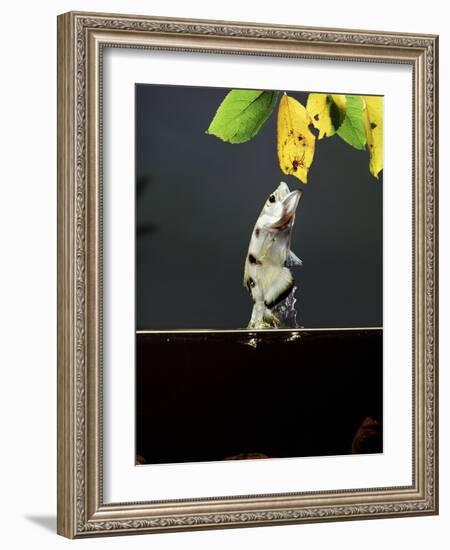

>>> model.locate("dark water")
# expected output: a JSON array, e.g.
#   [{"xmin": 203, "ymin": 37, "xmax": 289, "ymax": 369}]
[{"xmin": 136, "ymin": 328, "xmax": 383, "ymax": 465}]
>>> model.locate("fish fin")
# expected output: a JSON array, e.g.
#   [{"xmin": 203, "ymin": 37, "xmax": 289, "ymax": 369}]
[
  {"xmin": 243, "ymin": 260, "xmax": 250, "ymax": 287},
  {"xmin": 262, "ymin": 266, "xmax": 294, "ymax": 309},
  {"xmin": 263, "ymin": 308, "xmax": 280, "ymax": 328},
  {"xmin": 286, "ymin": 250, "xmax": 303, "ymax": 267}
]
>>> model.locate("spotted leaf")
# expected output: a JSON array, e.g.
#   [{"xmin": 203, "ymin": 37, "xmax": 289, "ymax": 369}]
[
  {"xmin": 306, "ymin": 93, "xmax": 335, "ymax": 139},
  {"xmin": 277, "ymin": 94, "xmax": 316, "ymax": 183},
  {"xmin": 306, "ymin": 93, "xmax": 347, "ymax": 139},
  {"xmin": 363, "ymin": 96, "xmax": 383, "ymax": 178}
]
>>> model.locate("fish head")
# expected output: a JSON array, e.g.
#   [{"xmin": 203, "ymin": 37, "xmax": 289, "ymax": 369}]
[{"xmin": 260, "ymin": 181, "xmax": 302, "ymax": 231}]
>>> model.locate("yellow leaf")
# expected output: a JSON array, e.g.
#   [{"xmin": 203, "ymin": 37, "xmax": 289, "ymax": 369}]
[
  {"xmin": 306, "ymin": 93, "xmax": 335, "ymax": 139},
  {"xmin": 306, "ymin": 93, "xmax": 348, "ymax": 139},
  {"xmin": 277, "ymin": 94, "xmax": 316, "ymax": 183},
  {"xmin": 363, "ymin": 96, "xmax": 383, "ymax": 178}
]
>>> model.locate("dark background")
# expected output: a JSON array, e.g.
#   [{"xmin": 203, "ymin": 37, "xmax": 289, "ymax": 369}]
[{"xmin": 136, "ymin": 84, "xmax": 383, "ymax": 330}]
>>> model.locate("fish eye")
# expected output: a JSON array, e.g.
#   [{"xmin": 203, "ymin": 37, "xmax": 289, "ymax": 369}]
[{"xmin": 268, "ymin": 194, "xmax": 275, "ymax": 203}]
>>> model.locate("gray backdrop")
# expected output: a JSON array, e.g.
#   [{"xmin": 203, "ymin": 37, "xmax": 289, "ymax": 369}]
[{"xmin": 136, "ymin": 84, "xmax": 382, "ymax": 329}]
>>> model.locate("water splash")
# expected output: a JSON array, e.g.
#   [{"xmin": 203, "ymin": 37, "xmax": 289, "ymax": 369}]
[{"xmin": 272, "ymin": 285, "xmax": 299, "ymax": 329}]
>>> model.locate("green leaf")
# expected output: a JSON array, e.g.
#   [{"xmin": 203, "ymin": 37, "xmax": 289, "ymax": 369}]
[
  {"xmin": 336, "ymin": 95, "xmax": 367, "ymax": 150},
  {"xmin": 206, "ymin": 90, "xmax": 279, "ymax": 144}
]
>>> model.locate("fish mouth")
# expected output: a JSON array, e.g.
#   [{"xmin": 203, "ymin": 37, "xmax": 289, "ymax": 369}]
[{"xmin": 273, "ymin": 190, "xmax": 302, "ymax": 230}]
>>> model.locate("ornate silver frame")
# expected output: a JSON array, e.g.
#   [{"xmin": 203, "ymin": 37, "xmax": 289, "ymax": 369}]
[{"xmin": 57, "ymin": 11, "xmax": 439, "ymax": 538}]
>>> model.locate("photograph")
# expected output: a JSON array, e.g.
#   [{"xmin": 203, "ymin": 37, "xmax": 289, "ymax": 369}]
[
  {"xmin": 135, "ymin": 84, "xmax": 384, "ymax": 465},
  {"xmin": 0, "ymin": 0, "xmax": 443, "ymax": 543},
  {"xmin": 56, "ymin": 10, "xmax": 438, "ymax": 539}
]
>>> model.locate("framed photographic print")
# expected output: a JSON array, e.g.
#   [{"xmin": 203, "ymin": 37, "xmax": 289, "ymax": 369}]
[{"xmin": 57, "ymin": 11, "xmax": 439, "ymax": 538}]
